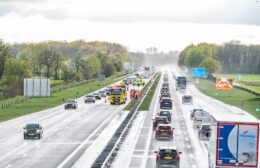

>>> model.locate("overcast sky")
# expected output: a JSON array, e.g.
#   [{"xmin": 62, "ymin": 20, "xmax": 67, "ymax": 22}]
[{"xmin": 0, "ymin": 0, "xmax": 260, "ymax": 51}]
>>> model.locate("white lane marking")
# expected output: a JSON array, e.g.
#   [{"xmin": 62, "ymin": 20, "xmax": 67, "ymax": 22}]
[{"xmin": 57, "ymin": 104, "xmax": 125, "ymax": 168}]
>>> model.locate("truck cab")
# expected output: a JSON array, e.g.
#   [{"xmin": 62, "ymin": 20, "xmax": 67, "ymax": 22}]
[{"xmin": 110, "ymin": 87, "xmax": 126, "ymax": 105}]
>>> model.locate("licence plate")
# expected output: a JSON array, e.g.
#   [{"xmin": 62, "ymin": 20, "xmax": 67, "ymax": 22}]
[
  {"xmin": 197, "ymin": 120, "xmax": 202, "ymax": 122},
  {"xmin": 29, "ymin": 134, "xmax": 35, "ymax": 136},
  {"xmin": 161, "ymin": 129, "xmax": 164, "ymax": 132},
  {"xmin": 162, "ymin": 133, "xmax": 167, "ymax": 135},
  {"xmin": 165, "ymin": 157, "xmax": 172, "ymax": 159}
]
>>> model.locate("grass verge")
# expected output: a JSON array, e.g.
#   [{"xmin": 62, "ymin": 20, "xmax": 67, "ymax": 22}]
[
  {"xmin": 0, "ymin": 72, "xmax": 126, "ymax": 122},
  {"xmin": 193, "ymin": 79, "xmax": 260, "ymax": 119},
  {"xmin": 138, "ymin": 73, "xmax": 161, "ymax": 111}
]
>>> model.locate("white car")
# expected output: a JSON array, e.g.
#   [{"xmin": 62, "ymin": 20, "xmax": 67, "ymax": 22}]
[{"xmin": 193, "ymin": 110, "xmax": 210, "ymax": 128}]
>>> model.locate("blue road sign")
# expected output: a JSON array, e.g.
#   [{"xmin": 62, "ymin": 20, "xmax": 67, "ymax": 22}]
[{"xmin": 190, "ymin": 68, "xmax": 205, "ymax": 77}]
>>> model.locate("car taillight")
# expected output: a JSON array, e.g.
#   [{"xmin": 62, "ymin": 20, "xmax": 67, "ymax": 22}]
[
  {"xmin": 208, "ymin": 118, "xmax": 211, "ymax": 122},
  {"xmin": 176, "ymin": 154, "xmax": 179, "ymax": 158},
  {"xmin": 200, "ymin": 129, "xmax": 203, "ymax": 132},
  {"xmin": 156, "ymin": 129, "xmax": 160, "ymax": 132},
  {"xmin": 194, "ymin": 117, "xmax": 196, "ymax": 121},
  {"xmin": 169, "ymin": 129, "xmax": 173, "ymax": 132},
  {"xmin": 166, "ymin": 121, "xmax": 168, "ymax": 124},
  {"xmin": 153, "ymin": 121, "xmax": 156, "ymax": 124},
  {"xmin": 157, "ymin": 154, "xmax": 161, "ymax": 158}
]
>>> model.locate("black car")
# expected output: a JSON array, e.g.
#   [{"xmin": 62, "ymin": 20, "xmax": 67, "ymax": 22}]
[
  {"xmin": 23, "ymin": 123, "xmax": 43, "ymax": 139},
  {"xmin": 161, "ymin": 87, "xmax": 169, "ymax": 93},
  {"xmin": 152, "ymin": 116, "xmax": 169, "ymax": 130},
  {"xmin": 155, "ymin": 124, "xmax": 174, "ymax": 140},
  {"xmin": 158, "ymin": 111, "xmax": 172, "ymax": 122},
  {"xmin": 198, "ymin": 124, "xmax": 212, "ymax": 139},
  {"xmin": 85, "ymin": 95, "xmax": 95, "ymax": 103},
  {"xmin": 155, "ymin": 147, "xmax": 181, "ymax": 168},
  {"xmin": 93, "ymin": 93, "xmax": 101, "ymax": 100},
  {"xmin": 160, "ymin": 98, "xmax": 172, "ymax": 109},
  {"xmin": 65, "ymin": 99, "xmax": 78, "ymax": 109}
]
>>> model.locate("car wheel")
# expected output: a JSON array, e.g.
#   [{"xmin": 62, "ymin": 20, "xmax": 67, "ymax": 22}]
[
  {"xmin": 24, "ymin": 135, "xmax": 27, "ymax": 139},
  {"xmin": 38, "ymin": 134, "xmax": 41, "ymax": 139}
]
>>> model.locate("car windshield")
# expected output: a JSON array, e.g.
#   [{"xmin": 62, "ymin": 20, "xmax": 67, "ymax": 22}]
[
  {"xmin": 111, "ymin": 89, "xmax": 122, "ymax": 95},
  {"xmin": 202, "ymin": 125, "xmax": 211, "ymax": 129},
  {"xmin": 86, "ymin": 95, "xmax": 93, "ymax": 98},
  {"xmin": 26, "ymin": 124, "xmax": 39, "ymax": 129},
  {"xmin": 66, "ymin": 100, "xmax": 75, "ymax": 103},
  {"xmin": 184, "ymin": 96, "xmax": 191, "ymax": 99},
  {"xmin": 159, "ymin": 149, "xmax": 177, "ymax": 157}
]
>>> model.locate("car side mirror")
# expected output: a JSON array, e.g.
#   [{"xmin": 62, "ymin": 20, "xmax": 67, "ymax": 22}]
[
  {"xmin": 172, "ymin": 127, "xmax": 175, "ymax": 129},
  {"xmin": 40, "ymin": 126, "xmax": 42, "ymax": 129},
  {"xmin": 154, "ymin": 151, "xmax": 158, "ymax": 153},
  {"xmin": 23, "ymin": 127, "xmax": 25, "ymax": 129},
  {"xmin": 179, "ymin": 151, "xmax": 182, "ymax": 154}
]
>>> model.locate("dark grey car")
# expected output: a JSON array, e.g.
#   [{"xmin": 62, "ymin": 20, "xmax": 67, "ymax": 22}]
[{"xmin": 23, "ymin": 123, "xmax": 43, "ymax": 139}]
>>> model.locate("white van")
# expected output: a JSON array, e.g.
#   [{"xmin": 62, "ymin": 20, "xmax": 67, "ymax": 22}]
[{"xmin": 193, "ymin": 110, "xmax": 210, "ymax": 128}]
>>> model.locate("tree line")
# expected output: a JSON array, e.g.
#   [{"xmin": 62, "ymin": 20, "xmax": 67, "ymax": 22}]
[
  {"xmin": 0, "ymin": 40, "xmax": 129, "ymax": 98},
  {"xmin": 178, "ymin": 41, "xmax": 260, "ymax": 76}
]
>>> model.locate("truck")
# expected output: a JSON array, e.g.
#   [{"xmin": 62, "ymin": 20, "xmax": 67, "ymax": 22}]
[
  {"xmin": 208, "ymin": 113, "xmax": 259, "ymax": 168},
  {"xmin": 176, "ymin": 76, "xmax": 187, "ymax": 90},
  {"xmin": 109, "ymin": 87, "xmax": 126, "ymax": 105}
]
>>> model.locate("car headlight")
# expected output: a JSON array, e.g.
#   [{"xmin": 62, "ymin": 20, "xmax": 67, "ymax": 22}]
[
  {"xmin": 36, "ymin": 129, "xmax": 40, "ymax": 133},
  {"xmin": 24, "ymin": 130, "xmax": 27, "ymax": 133}
]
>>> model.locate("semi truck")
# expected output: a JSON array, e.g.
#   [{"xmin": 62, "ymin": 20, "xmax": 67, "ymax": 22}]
[{"xmin": 208, "ymin": 113, "xmax": 259, "ymax": 168}]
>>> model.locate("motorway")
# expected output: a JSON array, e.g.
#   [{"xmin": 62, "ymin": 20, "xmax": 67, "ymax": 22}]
[
  {"xmin": 0, "ymin": 68, "xmax": 259, "ymax": 168},
  {"xmin": 111, "ymin": 68, "xmax": 259, "ymax": 168},
  {"xmin": 0, "ymin": 76, "xmax": 148, "ymax": 168}
]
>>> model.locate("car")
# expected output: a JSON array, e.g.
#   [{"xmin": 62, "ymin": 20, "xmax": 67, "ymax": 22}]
[
  {"xmin": 85, "ymin": 95, "xmax": 95, "ymax": 103},
  {"xmin": 154, "ymin": 147, "xmax": 181, "ymax": 168},
  {"xmin": 99, "ymin": 90, "xmax": 106, "ymax": 97},
  {"xmin": 23, "ymin": 123, "xmax": 43, "ymax": 139},
  {"xmin": 160, "ymin": 87, "xmax": 169, "ymax": 93},
  {"xmin": 65, "ymin": 99, "xmax": 78, "ymax": 109},
  {"xmin": 198, "ymin": 123, "xmax": 212, "ymax": 139},
  {"xmin": 163, "ymin": 78, "xmax": 169, "ymax": 82},
  {"xmin": 162, "ymin": 83, "xmax": 169, "ymax": 88},
  {"xmin": 160, "ymin": 92, "xmax": 171, "ymax": 99},
  {"xmin": 158, "ymin": 111, "xmax": 172, "ymax": 122},
  {"xmin": 152, "ymin": 116, "xmax": 169, "ymax": 130},
  {"xmin": 193, "ymin": 110, "xmax": 210, "ymax": 128},
  {"xmin": 155, "ymin": 124, "xmax": 174, "ymax": 140},
  {"xmin": 182, "ymin": 95, "xmax": 193, "ymax": 104},
  {"xmin": 160, "ymin": 98, "xmax": 172, "ymax": 109},
  {"xmin": 190, "ymin": 109, "xmax": 203, "ymax": 119},
  {"xmin": 93, "ymin": 93, "xmax": 101, "ymax": 100}
]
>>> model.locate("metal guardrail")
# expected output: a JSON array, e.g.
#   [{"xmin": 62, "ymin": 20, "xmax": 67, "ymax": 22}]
[{"xmin": 91, "ymin": 72, "xmax": 159, "ymax": 168}]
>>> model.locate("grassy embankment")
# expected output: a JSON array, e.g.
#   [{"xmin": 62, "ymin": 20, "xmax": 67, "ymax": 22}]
[
  {"xmin": 138, "ymin": 73, "xmax": 161, "ymax": 111},
  {"xmin": 215, "ymin": 74, "xmax": 260, "ymax": 94},
  {"xmin": 0, "ymin": 72, "xmax": 126, "ymax": 122},
  {"xmin": 194, "ymin": 79, "xmax": 260, "ymax": 119}
]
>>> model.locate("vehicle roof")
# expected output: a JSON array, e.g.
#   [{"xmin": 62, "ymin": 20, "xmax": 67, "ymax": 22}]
[
  {"xmin": 158, "ymin": 146, "xmax": 178, "ymax": 150},
  {"xmin": 161, "ymin": 98, "xmax": 171, "ymax": 100},
  {"xmin": 67, "ymin": 99, "xmax": 75, "ymax": 101},
  {"xmin": 212, "ymin": 113, "xmax": 259, "ymax": 123}
]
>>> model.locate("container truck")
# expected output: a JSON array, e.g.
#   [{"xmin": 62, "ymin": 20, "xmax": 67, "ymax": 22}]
[{"xmin": 208, "ymin": 113, "xmax": 259, "ymax": 168}]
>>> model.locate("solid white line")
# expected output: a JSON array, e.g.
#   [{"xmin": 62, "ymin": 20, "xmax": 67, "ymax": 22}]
[{"xmin": 57, "ymin": 105, "xmax": 124, "ymax": 168}]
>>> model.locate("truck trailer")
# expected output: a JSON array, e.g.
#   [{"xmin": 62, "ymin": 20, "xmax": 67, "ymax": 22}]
[{"xmin": 208, "ymin": 113, "xmax": 259, "ymax": 168}]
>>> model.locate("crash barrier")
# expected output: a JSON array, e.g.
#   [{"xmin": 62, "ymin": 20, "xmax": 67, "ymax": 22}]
[
  {"xmin": 0, "ymin": 73, "xmax": 131, "ymax": 110},
  {"xmin": 0, "ymin": 96, "xmax": 31, "ymax": 110},
  {"xmin": 91, "ymin": 72, "xmax": 159, "ymax": 168},
  {"xmin": 209, "ymin": 77, "xmax": 260, "ymax": 96}
]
